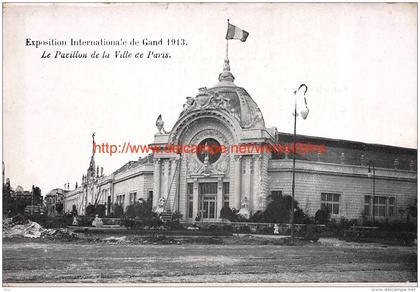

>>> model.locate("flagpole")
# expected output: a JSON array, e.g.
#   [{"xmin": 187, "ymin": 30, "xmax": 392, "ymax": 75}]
[
  {"xmin": 226, "ymin": 19, "xmax": 230, "ymax": 60},
  {"xmin": 226, "ymin": 39, "xmax": 229, "ymax": 60}
]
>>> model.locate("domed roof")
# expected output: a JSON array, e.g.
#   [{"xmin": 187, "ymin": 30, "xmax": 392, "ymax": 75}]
[{"xmin": 178, "ymin": 59, "xmax": 265, "ymax": 129}]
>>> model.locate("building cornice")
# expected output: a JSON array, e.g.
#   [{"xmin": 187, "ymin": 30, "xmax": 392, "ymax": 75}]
[{"xmin": 268, "ymin": 159, "xmax": 417, "ymax": 182}]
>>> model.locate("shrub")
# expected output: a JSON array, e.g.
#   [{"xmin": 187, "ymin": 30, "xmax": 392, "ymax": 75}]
[
  {"xmin": 220, "ymin": 206, "xmax": 239, "ymax": 222},
  {"xmin": 113, "ymin": 204, "xmax": 124, "ymax": 217},
  {"xmin": 315, "ymin": 205, "xmax": 330, "ymax": 224},
  {"xmin": 250, "ymin": 210, "xmax": 265, "ymax": 222},
  {"xmin": 252, "ymin": 193, "xmax": 306, "ymax": 224},
  {"xmin": 208, "ymin": 225, "xmax": 218, "ymax": 232},
  {"xmin": 304, "ymin": 224, "xmax": 320, "ymax": 241},
  {"xmin": 294, "ymin": 208, "xmax": 311, "ymax": 224},
  {"xmin": 85, "ymin": 204, "xmax": 95, "ymax": 216},
  {"xmin": 96, "ymin": 204, "xmax": 106, "ymax": 217},
  {"xmin": 78, "ymin": 216, "xmax": 94, "ymax": 226},
  {"xmin": 172, "ymin": 211, "xmax": 183, "ymax": 222},
  {"xmin": 222, "ymin": 224, "xmax": 234, "ymax": 233},
  {"xmin": 16, "ymin": 200, "xmax": 27, "ymax": 214},
  {"xmin": 165, "ymin": 220, "xmax": 184, "ymax": 230},
  {"xmin": 238, "ymin": 225, "xmax": 251, "ymax": 233},
  {"xmin": 126, "ymin": 200, "xmax": 155, "ymax": 220},
  {"xmin": 71, "ymin": 204, "xmax": 78, "ymax": 216},
  {"xmin": 263, "ymin": 193, "xmax": 291, "ymax": 223},
  {"xmin": 126, "ymin": 204, "xmax": 137, "ymax": 219}
]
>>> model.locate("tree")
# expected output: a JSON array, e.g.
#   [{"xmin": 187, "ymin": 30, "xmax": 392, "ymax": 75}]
[
  {"xmin": 32, "ymin": 186, "xmax": 42, "ymax": 205},
  {"xmin": 3, "ymin": 179, "xmax": 12, "ymax": 215},
  {"xmin": 55, "ymin": 202, "xmax": 64, "ymax": 214},
  {"xmin": 407, "ymin": 200, "xmax": 417, "ymax": 224}
]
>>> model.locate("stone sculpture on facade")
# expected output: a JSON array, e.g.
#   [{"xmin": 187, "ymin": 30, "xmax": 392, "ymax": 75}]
[
  {"xmin": 238, "ymin": 196, "xmax": 250, "ymax": 219},
  {"xmin": 155, "ymin": 197, "xmax": 167, "ymax": 214},
  {"xmin": 155, "ymin": 114, "xmax": 169, "ymax": 134}
]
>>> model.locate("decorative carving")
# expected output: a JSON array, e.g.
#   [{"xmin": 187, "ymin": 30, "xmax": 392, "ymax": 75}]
[
  {"xmin": 187, "ymin": 158, "xmax": 202, "ymax": 174},
  {"xmin": 394, "ymin": 158, "xmax": 399, "ymax": 169},
  {"xmin": 410, "ymin": 160, "xmax": 415, "ymax": 171},
  {"xmin": 180, "ymin": 96, "xmax": 196, "ymax": 115},
  {"xmin": 195, "ymin": 87, "xmax": 212, "ymax": 107},
  {"xmin": 153, "ymin": 158, "xmax": 161, "ymax": 165},
  {"xmin": 360, "ymin": 154, "xmax": 365, "ymax": 166},
  {"xmin": 236, "ymin": 88, "xmax": 264, "ymax": 129},
  {"xmin": 187, "ymin": 154, "xmax": 227, "ymax": 177},
  {"xmin": 214, "ymin": 154, "xmax": 230, "ymax": 173},
  {"xmin": 233, "ymin": 155, "xmax": 242, "ymax": 161},
  {"xmin": 252, "ymin": 154, "xmax": 262, "ymax": 161},
  {"xmin": 257, "ymin": 195, "xmax": 265, "ymax": 209},
  {"xmin": 178, "ymin": 87, "xmax": 237, "ymax": 120}
]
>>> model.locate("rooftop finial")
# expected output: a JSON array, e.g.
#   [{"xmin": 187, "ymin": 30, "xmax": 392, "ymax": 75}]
[{"xmin": 92, "ymin": 132, "xmax": 96, "ymax": 156}]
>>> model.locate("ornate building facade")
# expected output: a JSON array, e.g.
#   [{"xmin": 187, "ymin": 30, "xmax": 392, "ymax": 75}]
[{"xmin": 63, "ymin": 57, "xmax": 417, "ymax": 223}]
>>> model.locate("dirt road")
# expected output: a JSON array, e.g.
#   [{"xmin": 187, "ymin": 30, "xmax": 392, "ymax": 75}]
[{"xmin": 3, "ymin": 239, "xmax": 417, "ymax": 284}]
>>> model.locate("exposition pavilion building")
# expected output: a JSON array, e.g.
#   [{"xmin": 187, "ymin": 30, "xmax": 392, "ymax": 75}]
[{"xmin": 64, "ymin": 56, "xmax": 417, "ymax": 223}]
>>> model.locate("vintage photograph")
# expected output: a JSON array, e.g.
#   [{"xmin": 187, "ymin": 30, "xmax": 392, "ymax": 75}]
[{"xmin": 2, "ymin": 2, "xmax": 417, "ymax": 286}]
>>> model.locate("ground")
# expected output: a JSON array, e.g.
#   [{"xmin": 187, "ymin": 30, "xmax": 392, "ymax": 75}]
[{"xmin": 2, "ymin": 237, "xmax": 417, "ymax": 284}]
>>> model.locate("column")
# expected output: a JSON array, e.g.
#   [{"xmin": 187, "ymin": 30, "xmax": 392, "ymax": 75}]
[
  {"xmin": 168, "ymin": 158, "xmax": 178, "ymax": 211},
  {"xmin": 216, "ymin": 178, "xmax": 223, "ymax": 219},
  {"xmin": 152, "ymin": 158, "xmax": 161, "ymax": 208},
  {"xmin": 178, "ymin": 156, "xmax": 187, "ymax": 216},
  {"xmin": 233, "ymin": 155, "xmax": 242, "ymax": 210},
  {"xmin": 192, "ymin": 179, "xmax": 199, "ymax": 220},
  {"xmin": 163, "ymin": 159, "xmax": 170, "ymax": 201},
  {"xmin": 252, "ymin": 154, "xmax": 262, "ymax": 212},
  {"xmin": 244, "ymin": 156, "xmax": 251, "ymax": 204}
]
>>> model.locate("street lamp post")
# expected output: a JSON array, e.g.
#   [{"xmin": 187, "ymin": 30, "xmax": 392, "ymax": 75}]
[
  {"xmin": 367, "ymin": 160, "xmax": 376, "ymax": 223},
  {"xmin": 291, "ymin": 84, "xmax": 308, "ymax": 245}
]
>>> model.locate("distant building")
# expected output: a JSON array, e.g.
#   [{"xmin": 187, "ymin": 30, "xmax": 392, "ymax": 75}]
[
  {"xmin": 45, "ymin": 188, "xmax": 66, "ymax": 216},
  {"xmin": 11, "ymin": 185, "xmax": 32, "ymax": 200},
  {"xmin": 6, "ymin": 184, "xmax": 44, "ymax": 215},
  {"xmin": 63, "ymin": 55, "xmax": 417, "ymax": 223}
]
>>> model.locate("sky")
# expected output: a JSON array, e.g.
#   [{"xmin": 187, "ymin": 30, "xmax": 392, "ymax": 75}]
[{"xmin": 3, "ymin": 3, "xmax": 417, "ymax": 194}]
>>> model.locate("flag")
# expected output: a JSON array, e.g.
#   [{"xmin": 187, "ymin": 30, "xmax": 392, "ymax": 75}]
[
  {"xmin": 294, "ymin": 84, "xmax": 309, "ymax": 120},
  {"xmin": 226, "ymin": 23, "xmax": 249, "ymax": 42}
]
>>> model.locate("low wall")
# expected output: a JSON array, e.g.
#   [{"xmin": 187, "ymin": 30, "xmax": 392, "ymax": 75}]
[{"xmin": 196, "ymin": 221, "xmax": 324, "ymax": 235}]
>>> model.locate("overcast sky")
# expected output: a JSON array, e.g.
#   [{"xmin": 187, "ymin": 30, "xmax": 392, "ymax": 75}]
[{"xmin": 3, "ymin": 3, "xmax": 417, "ymax": 193}]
